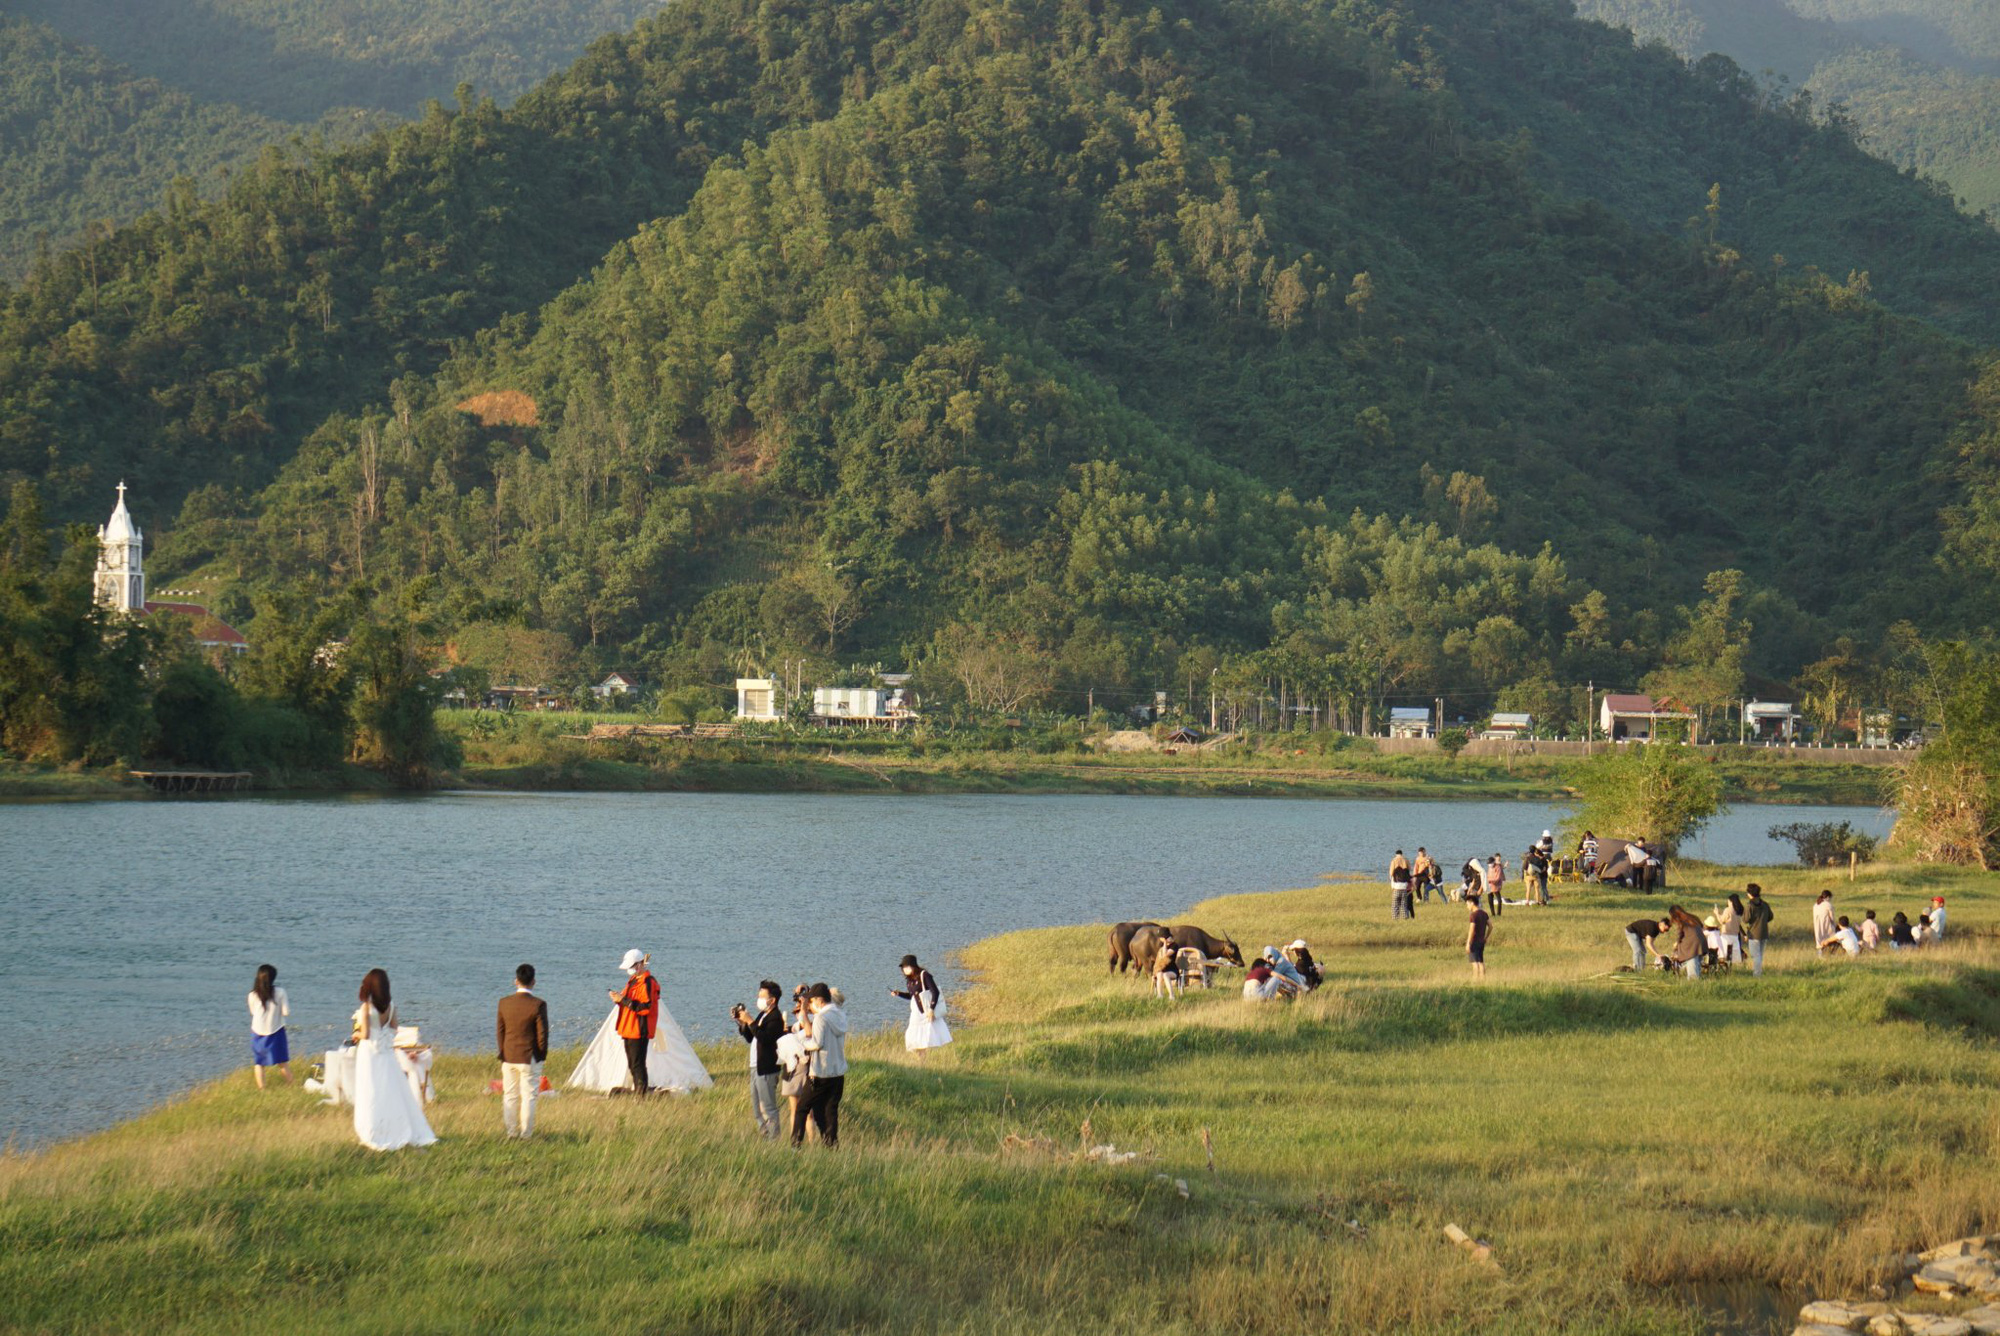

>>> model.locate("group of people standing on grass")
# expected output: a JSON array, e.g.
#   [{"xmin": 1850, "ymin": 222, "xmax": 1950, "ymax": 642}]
[
  {"xmin": 245, "ymin": 949, "xmax": 954, "ymax": 1155},
  {"xmin": 1814, "ymin": 890, "xmax": 1948, "ymax": 956},
  {"xmin": 1623, "ymin": 885, "xmax": 1774, "ymax": 979},
  {"xmin": 1390, "ymin": 831, "xmax": 1563, "ymax": 924}
]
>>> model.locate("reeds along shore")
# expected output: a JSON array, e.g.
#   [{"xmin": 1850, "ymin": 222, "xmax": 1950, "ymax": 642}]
[{"xmin": 2, "ymin": 861, "xmax": 1996, "ymax": 1336}]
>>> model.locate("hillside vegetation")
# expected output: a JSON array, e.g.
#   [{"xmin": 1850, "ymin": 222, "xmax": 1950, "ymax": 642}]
[
  {"xmin": 0, "ymin": 0, "xmax": 671, "ymax": 277},
  {"xmin": 0, "ymin": 15, "xmax": 389, "ymax": 278},
  {"xmin": 1576, "ymin": 0, "xmax": 2000, "ymax": 218},
  {"xmin": 9, "ymin": 0, "xmax": 2000, "ymax": 722},
  {"xmin": 2, "ymin": 864, "xmax": 1995, "ymax": 1333},
  {"xmin": 4, "ymin": 0, "xmax": 672, "ymax": 122}
]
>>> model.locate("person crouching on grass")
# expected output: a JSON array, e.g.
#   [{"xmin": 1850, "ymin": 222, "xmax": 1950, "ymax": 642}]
[{"xmin": 1466, "ymin": 897, "xmax": 1491, "ymax": 980}]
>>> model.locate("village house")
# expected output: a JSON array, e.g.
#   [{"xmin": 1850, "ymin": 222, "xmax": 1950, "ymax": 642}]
[
  {"xmin": 1387, "ymin": 706, "xmax": 1433, "ymax": 739},
  {"xmin": 1480, "ymin": 712, "xmax": 1534, "ymax": 740},
  {"xmin": 1743, "ymin": 700, "xmax": 1802, "ymax": 743},
  {"xmin": 1598, "ymin": 693, "xmax": 1695, "ymax": 741},
  {"xmin": 592, "ymin": 671, "xmax": 642, "ymax": 700}
]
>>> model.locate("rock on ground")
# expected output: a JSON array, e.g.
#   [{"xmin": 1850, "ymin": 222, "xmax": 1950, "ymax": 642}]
[{"xmin": 1803, "ymin": 1300, "xmax": 1893, "ymax": 1329}]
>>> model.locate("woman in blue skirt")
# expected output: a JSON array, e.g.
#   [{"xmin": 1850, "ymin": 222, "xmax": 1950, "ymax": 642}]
[{"xmin": 247, "ymin": 963, "xmax": 291, "ymax": 1088}]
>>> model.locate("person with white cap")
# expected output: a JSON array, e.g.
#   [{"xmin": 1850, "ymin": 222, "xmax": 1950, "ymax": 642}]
[
  {"xmin": 1262, "ymin": 946, "xmax": 1308, "ymax": 994},
  {"xmin": 1284, "ymin": 939, "xmax": 1322, "ymax": 988},
  {"xmin": 610, "ymin": 949, "xmax": 659, "ymax": 1097}
]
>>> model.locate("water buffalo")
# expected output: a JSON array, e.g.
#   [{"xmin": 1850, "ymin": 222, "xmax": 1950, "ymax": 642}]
[
  {"xmin": 1127, "ymin": 924, "xmax": 1176, "ymax": 975},
  {"xmin": 1108, "ymin": 920, "xmax": 1162, "ymax": 973},
  {"xmin": 1167, "ymin": 925, "xmax": 1243, "ymax": 966}
]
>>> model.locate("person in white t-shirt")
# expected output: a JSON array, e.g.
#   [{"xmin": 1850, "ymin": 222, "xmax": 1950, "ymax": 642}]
[
  {"xmin": 1829, "ymin": 917, "xmax": 1862, "ymax": 957},
  {"xmin": 246, "ymin": 963, "xmax": 292, "ymax": 1089}
]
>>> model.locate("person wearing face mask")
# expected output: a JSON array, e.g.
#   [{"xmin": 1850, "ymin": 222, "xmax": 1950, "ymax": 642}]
[
  {"xmin": 891, "ymin": 954, "xmax": 953, "ymax": 1057},
  {"xmin": 733, "ymin": 981, "xmax": 786, "ymax": 1138},
  {"xmin": 792, "ymin": 983, "xmax": 848, "ymax": 1149}
]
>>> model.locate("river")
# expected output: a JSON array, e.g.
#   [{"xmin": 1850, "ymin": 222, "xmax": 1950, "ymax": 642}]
[{"xmin": 0, "ymin": 791, "xmax": 1890, "ymax": 1149}]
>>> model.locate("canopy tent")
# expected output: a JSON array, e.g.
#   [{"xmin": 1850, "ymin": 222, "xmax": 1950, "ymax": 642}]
[
  {"xmin": 567, "ymin": 1004, "xmax": 713, "ymax": 1094},
  {"xmin": 1595, "ymin": 839, "xmax": 1665, "ymax": 888}
]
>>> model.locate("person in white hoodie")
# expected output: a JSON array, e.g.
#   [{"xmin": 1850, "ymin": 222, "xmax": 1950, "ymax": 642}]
[
  {"xmin": 792, "ymin": 983, "xmax": 848, "ymax": 1148},
  {"xmin": 1929, "ymin": 896, "xmax": 1948, "ymax": 942}
]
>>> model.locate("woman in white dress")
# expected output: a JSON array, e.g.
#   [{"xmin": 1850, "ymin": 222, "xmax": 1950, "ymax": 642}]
[
  {"xmin": 351, "ymin": 968, "xmax": 437, "ymax": 1152},
  {"xmin": 892, "ymin": 954, "xmax": 952, "ymax": 1057}
]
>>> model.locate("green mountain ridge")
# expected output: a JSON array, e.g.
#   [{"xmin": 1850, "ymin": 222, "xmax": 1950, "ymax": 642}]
[
  {"xmin": 0, "ymin": 14, "xmax": 387, "ymax": 278},
  {"xmin": 1574, "ymin": 0, "xmax": 2000, "ymax": 218},
  {"xmin": 9, "ymin": 0, "xmax": 2000, "ymax": 712},
  {"xmin": 2, "ymin": 0, "xmax": 673, "ymax": 122},
  {"xmin": 0, "ymin": 0, "xmax": 674, "ymax": 278}
]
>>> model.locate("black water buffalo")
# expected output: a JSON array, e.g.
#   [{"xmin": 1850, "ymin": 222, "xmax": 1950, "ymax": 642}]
[
  {"xmin": 1166, "ymin": 925, "xmax": 1243, "ymax": 966},
  {"xmin": 1108, "ymin": 920, "xmax": 1162, "ymax": 973}
]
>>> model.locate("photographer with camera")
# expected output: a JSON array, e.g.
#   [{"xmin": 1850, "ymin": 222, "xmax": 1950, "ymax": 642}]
[{"xmin": 732, "ymin": 981, "xmax": 786, "ymax": 1139}]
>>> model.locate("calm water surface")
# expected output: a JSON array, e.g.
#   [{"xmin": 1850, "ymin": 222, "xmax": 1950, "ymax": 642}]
[{"xmin": 0, "ymin": 792, "xmax": 1890, "ymax": 1148}]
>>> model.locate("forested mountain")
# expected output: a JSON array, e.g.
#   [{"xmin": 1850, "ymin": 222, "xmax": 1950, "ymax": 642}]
[
  {"xmin": 0, "ymin": 0, "xmax": 669, "ymax": 276},
  {"xmin": 1575, "ymin": 0, "xmax": 2000, "ymax": 218},
  {"xmin": 2, "ymin": 0, "xmax": 672, "ymax": 122},
  {"xmin": 0, "ymin": 15, "xmax": 387, "ymax": 277},
  {"xmin": 7, "ymin": 0, "xmax": 2000, "ymax": 723}
]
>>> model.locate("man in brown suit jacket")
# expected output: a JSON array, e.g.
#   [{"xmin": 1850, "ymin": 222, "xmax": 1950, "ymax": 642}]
[{"xmin": 497, "ymin": 963, "xmax": 550, "ymax": 1139}]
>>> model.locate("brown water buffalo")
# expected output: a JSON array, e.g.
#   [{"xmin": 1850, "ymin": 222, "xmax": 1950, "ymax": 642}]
[
  {"xmin": 1127, "ymin": 924, "xmax": 1176, "ymax": 975},
  {"xmin": 1108, "ymin": 920, "xmax": 1162, "ymax": 973},
  {"xmin": 1166, "ymin": 925, "xmax": 1243, "ymax": 966}
]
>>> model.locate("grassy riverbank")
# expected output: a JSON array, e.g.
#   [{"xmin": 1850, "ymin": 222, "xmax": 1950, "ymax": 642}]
[{"xmin": 4, "ymin": 863, "xmax": 1995, "ymax": 1334}]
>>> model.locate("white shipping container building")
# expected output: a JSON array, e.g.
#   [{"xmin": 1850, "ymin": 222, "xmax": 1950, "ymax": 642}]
[{"xmin": 813, "ymin": 687, "xmax": 888, "ymax": 720}]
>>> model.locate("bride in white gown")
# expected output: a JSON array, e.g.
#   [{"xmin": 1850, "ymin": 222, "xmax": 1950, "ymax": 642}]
[{"xmin": 352, "ymin": 969, "xmax": 437, "ymax": 1151}]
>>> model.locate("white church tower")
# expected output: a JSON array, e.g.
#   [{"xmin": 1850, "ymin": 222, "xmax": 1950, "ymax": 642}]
[{"xmin": 94, "ymin": 481, "xmax": 145, "ymax": 614}]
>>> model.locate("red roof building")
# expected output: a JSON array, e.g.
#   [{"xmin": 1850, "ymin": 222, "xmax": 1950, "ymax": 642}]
[{"xmin": 144, "ymin": 600, "xmax": 248, "ymax": 653}]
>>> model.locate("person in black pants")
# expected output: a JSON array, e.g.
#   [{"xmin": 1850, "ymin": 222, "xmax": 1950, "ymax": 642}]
[
  {"xmin": 792, "ymin": 983, "xmax": 849, "ymax": 1148},
  {"xmin": 733, "ymin": 980, "xmax": 786, "ymax": 1138}
]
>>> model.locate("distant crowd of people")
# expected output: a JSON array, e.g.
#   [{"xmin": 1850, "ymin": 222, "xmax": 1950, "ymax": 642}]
[
  {"xmin": 1812, "ymin": 891, "xmax": 1948, "ymax": 956},
  {"xmin": 245, "ymin": 949, "xmax": 955, "ymax": 1155}
]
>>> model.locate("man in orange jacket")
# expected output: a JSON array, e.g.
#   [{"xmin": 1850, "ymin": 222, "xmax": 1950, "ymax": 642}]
[{"xmin": 610, "ymin": 949, "xmax": 659, "ymax": 1096}]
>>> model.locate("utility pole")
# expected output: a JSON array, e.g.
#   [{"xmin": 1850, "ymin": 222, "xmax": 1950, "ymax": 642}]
[
  {"xmin": 1586, "ymin": 680, "xmax": 1594, "ymax": 754},
  {"xmin": 1209, "ymin": 668, "xmax": 1218, "ymax": 733},
  {"xmin": 1435, "ymin": 696, "xmax": 1444, "ymax": 740}
]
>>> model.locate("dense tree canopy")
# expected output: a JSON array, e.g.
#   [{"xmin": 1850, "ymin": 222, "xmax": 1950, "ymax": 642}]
[{"xmin": 6, "ymin": 0, "xmax": 2000, "ymax": 727}]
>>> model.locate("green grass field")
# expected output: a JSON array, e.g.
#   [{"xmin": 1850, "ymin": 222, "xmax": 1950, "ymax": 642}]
[{"xmin": 3, "ymin": 863, "xmax": 1995, "ymax": 1334}]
